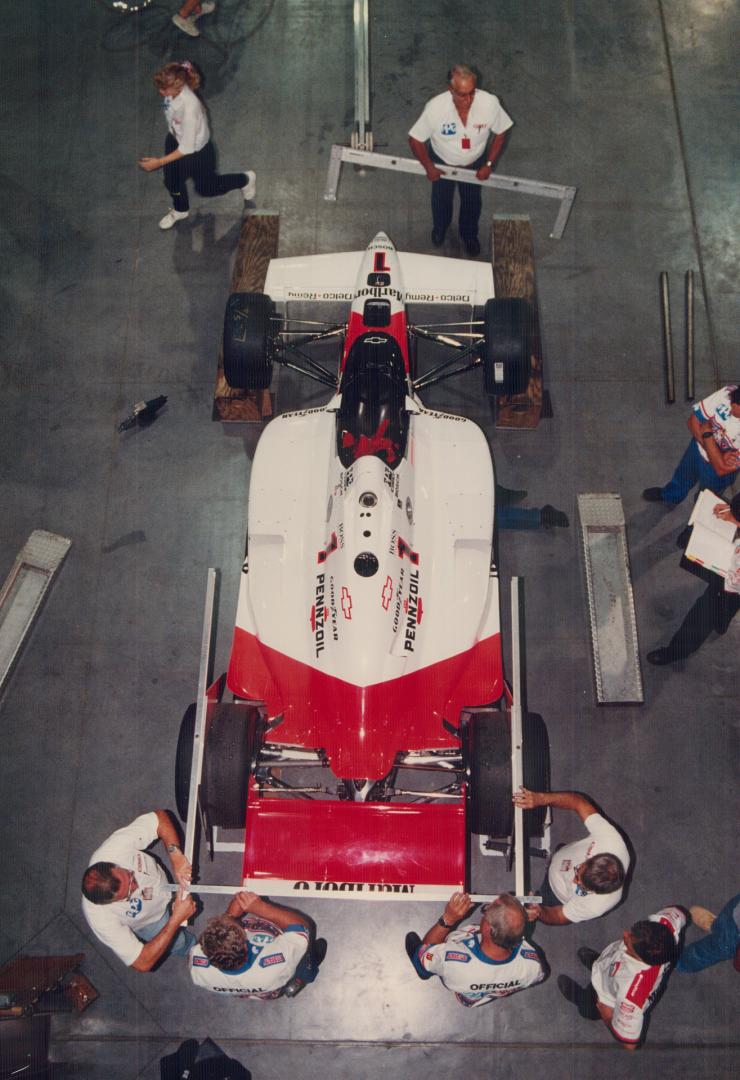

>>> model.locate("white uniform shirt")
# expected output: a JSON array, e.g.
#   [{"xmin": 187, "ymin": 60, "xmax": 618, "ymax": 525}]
[
  {"xmin": 547, "ymin": 813, "xmax": 630, "ymax": 923},
  {"xmin": 694, "ymin": 385, "xmax": 740, "ymax": 463},
  {"xmin": 189, "ymin": 919, "xmax": 309, "ymax": 999},
  {"xmin": 163, "ymin": 84, "xmax": 210, "ymax": 155},
  {"xmin": 408, "ymin": 89, "xmax": 513, "ymax": 166},
  {"xmin": 81, "ymin": 812, "xmax": 171, "ymax": 967},
  {"xmin": 591, "ymin": 906, "xmax": 686, "ymax": 1044},
  {"xmin": 418, "ymin": 925, "xmax": 544, "ymax": 1007}
]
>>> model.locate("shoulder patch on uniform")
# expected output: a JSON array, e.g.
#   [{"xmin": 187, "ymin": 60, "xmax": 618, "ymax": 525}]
[
  {"xmin": 259, "ymin": 952, "xmax": 285, "ymax": 968},
  {"xmin": 192, "ymin": 955, "xmax": 210, "ymax": 968},
  {"xmin": 520, "ymin": 948, "xmax": 538, "ymax": 960},
  {"xmin": 444, "ymin": 950, "xmax": 470, "ymax": 963}
]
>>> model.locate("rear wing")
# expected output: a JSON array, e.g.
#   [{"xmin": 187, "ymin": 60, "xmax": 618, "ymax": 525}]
[{"xmin": 263, "ymin": 250, "xmax": 495, "ymax": 308}]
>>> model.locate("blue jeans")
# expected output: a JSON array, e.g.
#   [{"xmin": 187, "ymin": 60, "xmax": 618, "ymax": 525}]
[
  {"xmin": 293, "ymin": 942, "xmax": 320, "ymax": 985},
  {"xmin": 661, "ymin": 441, "xmax": 737, "ymax": 504},
  {"xmin": 676, "ymin": 893, "xmax": 740, "ymax": 972},
  {"xmin": 136, "ymin": 909, "xmax": 196, "ymax": 958},
  {"xmin": 499, "ymin": 506, "xmax": 542, "ymax": 530}
]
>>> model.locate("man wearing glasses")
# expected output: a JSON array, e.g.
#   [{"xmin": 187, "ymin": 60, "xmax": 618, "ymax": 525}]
[
  {"xmin": 82, "ymin": 810, "xmax": 196, "ymax": 971},
  {"xmin": 408, "ymin": 64, "xmax": 513, "ymax": 257},
  {"xmin": 513, "ymin": 788, "xmax": 630, "ymax": 925}
]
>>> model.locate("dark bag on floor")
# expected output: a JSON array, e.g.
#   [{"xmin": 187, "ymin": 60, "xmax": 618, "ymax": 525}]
[{"xmin": 160, "ymin": 1037, "xmax": 251, "ymax": 1080}]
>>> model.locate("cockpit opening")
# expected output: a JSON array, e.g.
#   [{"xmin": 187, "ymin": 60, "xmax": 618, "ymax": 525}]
[{"xmin": 337, "ymin": 333, "xmax": 409, "ymax": 469}]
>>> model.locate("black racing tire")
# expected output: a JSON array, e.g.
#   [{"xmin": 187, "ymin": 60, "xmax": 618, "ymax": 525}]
[
  {"xmin": 468, "ymin": 711, "xmax": 550, "ymax": 838},
  {"xmin": 223, "ymin": 291, "xmax": 276, "ymax": 390},
  {"xmin": 202, "ymin": 703, "xmax": 260, "ymax": 829},
  {"xmin": 481, "ymin": 297, "xmax": 532, "ymax": 397},
  {"xmin": 175, "ymin": 703, "xmax": 197, "ymax": 823}
]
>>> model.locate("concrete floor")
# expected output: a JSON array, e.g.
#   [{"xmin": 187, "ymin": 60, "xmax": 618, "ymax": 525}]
[{"xmin": 1, "ymin": 0, "xmax": 737, "ymax": 1077}]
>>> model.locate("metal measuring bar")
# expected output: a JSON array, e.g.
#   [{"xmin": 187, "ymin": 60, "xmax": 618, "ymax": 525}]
[
  {"xmin": 0, "ymin": 530, "xmax": 71, "ymax": 696},
  {"xmin": 686, "ymin": 269, "xmax": 694, "ymax": 400},
  {"xmin": 351, "ymin": 0, "xmax": 372, "ymax": 150},
  {"xmin": 324, "ymin": 146, "xmax": 577, "ymax": 239},
  {"xmin": 510, "ymin": 577, "xmax": 526, "ymax": 899},
  {"xmin": 577, "ymin": 494, "xmax": 644, "ymax": 705},
  {"xmin": 166, "ymin": 882, "xmax": 541, "ymax": 905},
  {"xmin": 183, "ymin": 568, "xmax": 218, "ymax": 866}
]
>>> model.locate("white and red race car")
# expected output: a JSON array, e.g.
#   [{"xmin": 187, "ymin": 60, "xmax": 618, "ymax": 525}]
[{"xmin": 177, "ymin": 233, "xmax": 548, "ymax": 900}]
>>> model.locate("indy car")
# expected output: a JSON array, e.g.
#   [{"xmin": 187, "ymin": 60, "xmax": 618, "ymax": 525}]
[{"xmin": 176, "ymin": 233, "xmax": 549, "ymax": 901}]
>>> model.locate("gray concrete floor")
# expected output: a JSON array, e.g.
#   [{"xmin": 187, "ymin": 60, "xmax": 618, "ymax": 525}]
[{"xmin": 1, "ymin": 0, "xmax": 738, "ymax": 1077}]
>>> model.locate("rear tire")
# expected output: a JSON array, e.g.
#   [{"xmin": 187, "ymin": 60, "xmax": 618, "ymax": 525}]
[
  {"xmin": 468, "ymin": 710, "xmax": 550, "ymax": 838},
  {"xmin": 175, "ymin": 702, "xmax": 197, "ymax": 823},
  {"xmin": 481, "ymin": 297, "xmax": 532, "ymax": 397},
  {"xmin": 223, "ymin": 292, "xmax": 276, "ymax": 390},
  {"xmin": 202, "ymin": 703, "xmax": 260, "ymax": 829}
]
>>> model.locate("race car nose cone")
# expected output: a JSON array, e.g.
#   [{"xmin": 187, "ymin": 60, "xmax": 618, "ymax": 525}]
[{"xmin": 369, "ymin": 231, "xmax": 394, "ymax": 250}]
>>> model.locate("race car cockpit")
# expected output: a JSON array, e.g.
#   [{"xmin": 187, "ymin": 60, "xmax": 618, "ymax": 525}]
[{"xmin": 337, "ymin": 332, "xmax": 409, "ymax": 469}]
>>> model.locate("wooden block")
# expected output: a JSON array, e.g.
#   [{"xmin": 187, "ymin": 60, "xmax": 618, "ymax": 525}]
[
  {"xmin": 491, "ymin": 216, "xmax": 544, "ymax": 429},
  {"xmin": 214, "ymin": 212, "xmax": 279, "ymax": 423}
]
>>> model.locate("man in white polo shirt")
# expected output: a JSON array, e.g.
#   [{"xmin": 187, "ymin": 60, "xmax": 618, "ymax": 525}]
[
  {"xmin": 81, "ymin": 810, "xmax": 196, "ymax": 971},
  {"xmin": 408, "ymin": 64, "xmax": 513, "ymax": 257},
  {"xmin": 513, "ymin": 788, "xmax": 630, "ymax": 925}
]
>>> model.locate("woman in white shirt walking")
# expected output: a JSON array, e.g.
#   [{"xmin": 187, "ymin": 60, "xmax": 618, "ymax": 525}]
[{"xmin": 139, "ymin": 61, "xmax": 255, "ymax": 230}]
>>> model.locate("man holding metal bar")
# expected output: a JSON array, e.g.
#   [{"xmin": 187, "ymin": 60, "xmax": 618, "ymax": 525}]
[
  {"xmin": 513, "ymin": 788, "xmax": 629, "ymax": 926},
  {"xmin": 404, "ymin": 891, "xmax": 546, "ymax": 1007},
  {"xmin": 408, "ymin": 64, "xmax": 513, "ymax": 257},
  {"xmin": 81, "ymin": 810, "xmax": 196, "ymax": 972}
]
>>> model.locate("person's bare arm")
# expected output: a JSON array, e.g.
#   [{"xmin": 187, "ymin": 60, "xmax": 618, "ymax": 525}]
[
  {"xmin": 475, "ymin": 130, "xmax": 508, "ymax": 179},
  {"xmin": 138, "ymin": 148, "xmax": 184, "ymax": 172},
  {"xmin": 421, "ymin": 891, "xmax": 473, "ymax": 946},
  {"xmin": 130, "ymin": 893, "xmax": 197, "ymax": 972},
  {"xmin": 153, "ymin": 809, "xmax": 191, "ymax": 889},
  {"xmin": 409, "ymin": 137, "xmax": 444, "ymax": 181},
  {"xmin": 513, "ymin": 787, "xmax": 598, "ymax": 823},
  {"xmin": 226, "ymin": 891, "xmax": 310, "ymax": 931},
  {"xmin": 524, "ymin": 901, "xmax": 571, "ymax": 926},
  {"xmin": 687, "ymin": 413, "xmax": 737, "ymax": 475}
]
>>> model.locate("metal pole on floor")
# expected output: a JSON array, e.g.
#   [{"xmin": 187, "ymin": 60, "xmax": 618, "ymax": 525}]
[
  {"xmin": 660, "ymin": 272, "xmax": 675, "ymax": 404},
  {"xmin": 685, "ymin": 269, "xmax": 694, "ymax": 400}
]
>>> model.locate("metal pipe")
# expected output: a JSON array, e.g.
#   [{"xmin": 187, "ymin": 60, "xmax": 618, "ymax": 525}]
[
  {"xmin": 660, "ymin": 272, "xmax": 675, "ymax": 404},
  {"xmin": 685, "ymin": 270, "xmax": 694, "ymax": 400},
  {"xmin": 510, "ymin": 578, "xmax": 525, "ymax": 900}
]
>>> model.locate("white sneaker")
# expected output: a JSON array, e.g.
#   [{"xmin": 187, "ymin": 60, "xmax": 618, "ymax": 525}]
[
  {"xmin": 242, "ymin": 171, "xmax": 257, "ymax": 201},
  {"xmin": 159, "ymin": 208, "xmax": 190, "ymax": 230},
  {"xmin": 196, "ymin": 2, "xmax": 216, "ymax": 15},
  {"xmin": 172, "ymin": 14, "xmax": 199, "ymax": 36}
]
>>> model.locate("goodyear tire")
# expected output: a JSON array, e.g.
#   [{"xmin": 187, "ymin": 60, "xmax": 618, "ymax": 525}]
[
  {"xmin": 468, "ymin": 711, "xmax": 550, "ymax": 838},
  {"xmin": 202, "ymin": 703, "xmax": 260, "ymax": 830},
  {"xmin": 481, "ymin": 297, "xmax": 532, "ymax": 397},
  {"xmin": 175, "ymin": 702, "xmax": 197, "ymax": 823},
  {"xmin": 223, "ymin": 292, "xmax": 276, "ymax": 390}
]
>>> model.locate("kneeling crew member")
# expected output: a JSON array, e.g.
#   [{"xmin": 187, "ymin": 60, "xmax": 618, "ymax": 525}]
[
  {"xmin": 513, "ymin": 787, "xmax": 630, "ymax": 925},
  {"xmin": 190, "ymin": 891, "xmax": 326, "ymax": 999},
  {"xmin": 405, "ymin": 891, "xmax": 546, "ymax": 1007}
]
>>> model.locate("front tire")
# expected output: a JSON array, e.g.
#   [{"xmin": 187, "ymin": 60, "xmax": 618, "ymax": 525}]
[
  {"xmin": 468, "ymin": 710, "xmax": 550, "ymax": 838},
  {"xmin": 202, "ymin": 703, "xmax": 260, "ymax": 829},
  {"xmin": 223, "ymin": 291, "xmax": 276, "ymax": 390}
]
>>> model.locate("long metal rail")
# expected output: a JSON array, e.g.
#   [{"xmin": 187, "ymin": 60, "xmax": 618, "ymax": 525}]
[
  {"xmin": 324, "ymin": 146, "xmax": 577, "ymax": 239},
  {"xmin": 351, "ymin": 0, "xmax": 372, "ymax": 150}
]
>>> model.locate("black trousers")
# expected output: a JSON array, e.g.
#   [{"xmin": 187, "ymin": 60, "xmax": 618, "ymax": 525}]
[
  {"xmin": 430, "ymin": 149, "xmax": 487, "ymax": 241},
  {"xmin": 662, "ymin": 578, "xmax": 739, "ymax": 660},
  {"xmin": 163, "ymin": 134, "xmax": 247, "ymax": 212}
]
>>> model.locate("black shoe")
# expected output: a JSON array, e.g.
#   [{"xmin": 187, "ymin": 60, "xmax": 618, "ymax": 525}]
[
  {"xmin": 577, "ymin": 946, "xmax": 600, "ymax": 971},
  {"xmin": 496, "ymin": 485, "xmax": 528, "ymax": 506},
  {"xmin": 464, "ymin": 236, "xmax": 481, "ymax": 257},
  {"xmin": 557, "ymin": 975, "xmax": 600, "ymax": 1020},
  {"xmin": 676, "ymin": 526, "xmax": 692, "ymax": 549},
  {"xmin": 431, "ymin": 227, "xmax": 446, "ymax": 247},
  {"xmin": 313, "ymin": 938, "xmax": 327, "ymax": 968},
  {"xmin": 541, "ymin": 505, "xmax": 570, "ymax": 528},
  {"xmin": 405, "ymin": 932, "xmax": 433, "ymax": 979},
  {"xmin": 646, "ymin": 647, "xmax": 676, "ymax": 666},
  {"xmin": 642, "ymin": 487, "xmax": 665, "ymax": 503}
]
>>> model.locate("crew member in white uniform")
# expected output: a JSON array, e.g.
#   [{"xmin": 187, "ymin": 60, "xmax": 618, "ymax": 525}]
[
  {"xmin": 514, "ymin": 787, "xmax": 630, "ymax": 925},
  {"xmin": 558, "ymin": 906, "xmax": 686, "ymax": 1048},
  {"xmin": 81, "ymin": 810, "xmax": 196, "ymax": 971},
  {"xmin": 405, "ymin": 892, "xmax": 546, "ymax": 1007},
  {"xmin": 190, "ymin": 891, "xmax": 325, "ymax": 999},
  {"xmin": 409, "ymin": 64, "xmax": 513, "ymax": 256}
]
